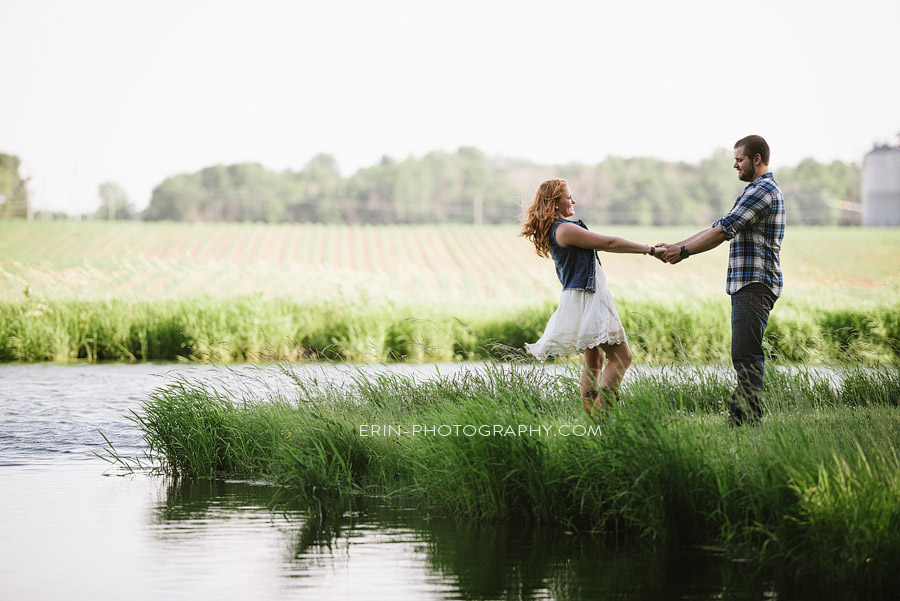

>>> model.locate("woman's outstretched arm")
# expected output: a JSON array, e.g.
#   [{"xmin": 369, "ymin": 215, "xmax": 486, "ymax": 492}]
[{"xmin": 555, "ymin": 222, "xmax": 659, "ymax": 255}]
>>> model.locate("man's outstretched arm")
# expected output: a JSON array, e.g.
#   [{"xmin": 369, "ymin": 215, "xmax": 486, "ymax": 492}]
[{"xmin": 659, "ymin": 226, "xmax": 728, "ymax": 264}]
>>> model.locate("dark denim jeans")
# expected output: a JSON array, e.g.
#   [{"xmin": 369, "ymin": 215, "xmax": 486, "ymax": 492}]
[{"xmin": 730, "ymin": 283, "xmax": 778, "ymax": 424}]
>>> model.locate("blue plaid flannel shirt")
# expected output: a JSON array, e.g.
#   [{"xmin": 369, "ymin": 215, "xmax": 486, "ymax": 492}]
[{"xmin": 711, "ymin": 173, "xmax": 784, "ymax": 297}]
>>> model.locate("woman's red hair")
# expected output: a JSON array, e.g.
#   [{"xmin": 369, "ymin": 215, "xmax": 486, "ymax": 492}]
[{"xmin": 520, "ymin": 178, "xmax": 567, "ymax": 258}]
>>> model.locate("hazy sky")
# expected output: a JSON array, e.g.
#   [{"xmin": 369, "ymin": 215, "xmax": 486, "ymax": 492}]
[{"xmin": 2, "ymin": 0, "xmax": 898, "ymax": 214}]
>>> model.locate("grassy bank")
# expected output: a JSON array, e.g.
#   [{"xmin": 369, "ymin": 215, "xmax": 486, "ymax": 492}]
[
  {"xmin": 120, "ymin": 363, "xmax": 900, "ymax": 592},
  {"xmin": 3, "ymin": 294, "xmax": 899, "ymax": 364}
]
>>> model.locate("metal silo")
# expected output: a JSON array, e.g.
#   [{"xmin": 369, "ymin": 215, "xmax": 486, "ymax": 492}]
[{"xmin": 862, "ymin": 143, "xmax": 900, "ymax": 227}]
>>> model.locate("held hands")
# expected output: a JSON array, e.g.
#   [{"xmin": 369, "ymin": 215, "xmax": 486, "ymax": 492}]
[
  {"xmin": 651, "ymin": 242, "xmax": 686, "ymax": 264},
  {"xmin": 649, "ymin": 244, "xmax": 668, "ymax": 262},
  {"xmin": 661, "ymin": 243, "xmax": 684, "ymax": 264}
]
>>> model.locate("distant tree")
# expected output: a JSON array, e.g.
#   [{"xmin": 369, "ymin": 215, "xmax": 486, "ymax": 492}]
[
  {"xmin": 144, "ymin": 162, "xmax": 287, "ymax": 222},
  {"xmin": 696, "ymin": 148, "xmax": 745, "ymax": 221},
  {"xmin": 344, "ymin": 156, "xmax": 398, "ymax": 224},
  {"xmin": 143, "ymin": 174, "xmax": 203, "ymax": 221},
  {"xmin": 603, "ymin": 157, "xmax": 652, "ymax": 225},
  {"xmin": 302, "ymin": 154, "xmax": 344, "ymax": 223},
  {"xmin": 95, "ymin": 181, "xmax": 135, "ymax": 220},
  {"xmin": 778, "ymin": 158, "xmax": 859, "ymax": 225},
  {"xmin": 0, "ymin": 153, "xmax": 30, "ymax": 219}
]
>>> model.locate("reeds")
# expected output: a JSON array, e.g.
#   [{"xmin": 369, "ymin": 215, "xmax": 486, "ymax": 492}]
[
  {"xmin": 122, "ymin": 362, "xmax": 900, "ymax": 591},
  {"xmin": 3, "ymin": 295, "xmax": 899, "ymax": 364}
]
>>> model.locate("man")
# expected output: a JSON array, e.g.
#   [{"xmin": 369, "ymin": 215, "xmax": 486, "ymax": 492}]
[{"xmin": 658, "ymin": 135, "xmax": 784, "ymax": 426}]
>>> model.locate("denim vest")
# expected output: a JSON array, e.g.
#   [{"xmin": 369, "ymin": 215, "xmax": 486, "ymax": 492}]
[{"xmin": 550, "ymin": 218, "xmax": 598, "ymax": 292}]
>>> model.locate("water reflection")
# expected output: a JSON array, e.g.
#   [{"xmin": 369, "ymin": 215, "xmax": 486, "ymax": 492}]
[
  {"xmin": 148, "ymin": 476, "xmax": 778, "ymax": 601},
  {"xmin": 396, "ymin": 512, "xmax": 774, "ymax": 601},
  {"xmin": 149, "ymin": 477, "xmax": 456, "ymax": 599}
]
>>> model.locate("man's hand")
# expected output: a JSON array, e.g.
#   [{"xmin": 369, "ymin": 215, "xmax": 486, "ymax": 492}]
[
  {"xmin": 661, "ymin": 244, "xmax": 684, "ymax": 264},
  {"xmin": 652, "ymin": 243, "xmax": 674, "ymax": 263},
  {"xmin": 651, "ymin": 244, "xmax": 669, "ymax": 262}
]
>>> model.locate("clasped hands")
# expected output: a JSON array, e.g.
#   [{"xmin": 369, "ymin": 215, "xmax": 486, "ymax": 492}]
[{"xmin": 650, "ymin": 242, "xmax": 686, "ymax": 264}]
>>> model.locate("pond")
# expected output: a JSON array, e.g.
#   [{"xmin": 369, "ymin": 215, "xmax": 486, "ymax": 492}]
[{"xmin": 1, "ymin": 361, "xmax": 793, "ymax": 600}]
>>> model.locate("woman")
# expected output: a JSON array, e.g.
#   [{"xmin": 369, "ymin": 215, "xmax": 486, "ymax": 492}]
[{"xmin": 520, "ymin": 178, "xmax": 662, "ymax": 415}]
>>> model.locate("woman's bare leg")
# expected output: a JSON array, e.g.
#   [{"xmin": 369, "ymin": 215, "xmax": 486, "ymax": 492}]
[
  {"xmin": 580, "ymin": 347, "xmax": 604, "ymax": 414},
  {"xmin": 594, "ymin": 342, "xmax": 633, "ymax": 409}
]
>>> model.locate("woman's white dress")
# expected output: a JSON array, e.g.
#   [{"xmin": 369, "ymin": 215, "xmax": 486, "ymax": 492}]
[{"xmin": 525, "ymin": 259, "xmax": 627, "ymax": 361}]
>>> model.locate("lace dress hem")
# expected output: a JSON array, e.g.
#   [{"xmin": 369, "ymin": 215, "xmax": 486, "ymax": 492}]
[
  {"xmin": 524, "ymin": 333, "xmax": 628, "ymax": 362},
  {"xmin": 524, "ymin": 260, "xmax": 627, "ymax": 362}
]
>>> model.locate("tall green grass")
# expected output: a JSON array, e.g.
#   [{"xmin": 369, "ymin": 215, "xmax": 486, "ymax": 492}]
[
  {"xmin": 121, "ymin": 363, "xmax": 900, "ymax": 591},
  {"xmin": 3, "ymin": 294, "xmax": 899, "ymax": 364}
]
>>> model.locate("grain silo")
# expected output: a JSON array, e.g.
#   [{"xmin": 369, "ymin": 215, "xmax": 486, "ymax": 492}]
[{"xmin": 861, "ymin": 143, "xmax": 900, "ymax": 226}]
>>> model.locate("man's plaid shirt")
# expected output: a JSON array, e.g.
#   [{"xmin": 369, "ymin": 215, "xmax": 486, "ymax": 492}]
[{"xmin": 711, "ymin": 172, "xmax": 784, "ymax": 297}]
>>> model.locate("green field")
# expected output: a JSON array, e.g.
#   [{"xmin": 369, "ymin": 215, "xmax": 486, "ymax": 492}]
[{"xmin": 2, "ymin": 221, "xmax": 899, "ymax": 363}]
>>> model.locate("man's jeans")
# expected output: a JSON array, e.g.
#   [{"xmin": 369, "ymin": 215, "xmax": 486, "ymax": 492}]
[{"xmin": 730, "ymin": 283, "xmax": 778, "ymax": 424}]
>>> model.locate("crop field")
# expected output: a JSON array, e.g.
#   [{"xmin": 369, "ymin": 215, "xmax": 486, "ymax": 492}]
[{"xmin": 2, "ymin": 220, "xmax": 898, "ymax": 307}]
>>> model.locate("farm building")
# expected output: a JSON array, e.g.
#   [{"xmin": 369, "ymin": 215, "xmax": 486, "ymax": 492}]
[{"xmin": 861, "ymin": 142, "xmax": 900, "ymax": 226}]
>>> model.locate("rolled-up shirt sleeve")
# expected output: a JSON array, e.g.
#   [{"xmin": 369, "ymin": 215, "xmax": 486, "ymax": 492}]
[{"xmin": 713, "ymin": 188, "xmax": 773, "ymax": 239}]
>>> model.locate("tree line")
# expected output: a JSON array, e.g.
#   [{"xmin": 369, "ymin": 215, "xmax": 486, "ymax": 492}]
[
  {"xmin": 142, "ymin": 147, "xmax": 861, "ymax": 226},
  {"xmin": 2, "ymin": 148, "xmax": 862, "ymax": 226}
]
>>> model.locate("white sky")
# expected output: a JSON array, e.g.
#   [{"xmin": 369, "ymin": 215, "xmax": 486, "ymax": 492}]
[{"xmin": 2, "ymin": 0, "xmax": 898, "ymax": 214}]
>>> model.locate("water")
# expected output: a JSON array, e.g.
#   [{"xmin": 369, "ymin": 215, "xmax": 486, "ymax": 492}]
[{"xmin": 0, "ymin": 361, "xmax": 784, "ymax": 601}]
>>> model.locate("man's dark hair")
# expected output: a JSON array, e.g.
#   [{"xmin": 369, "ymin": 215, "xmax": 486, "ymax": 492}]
[{"xmin": 734, "ymin": 135, "xmax": 770, "ymax": 165}]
